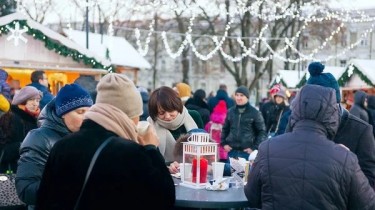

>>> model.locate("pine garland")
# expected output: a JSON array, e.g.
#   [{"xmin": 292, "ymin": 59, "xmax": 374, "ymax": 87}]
[
  {"xmin": 0, "ymin": 20, "xmax": 114, "ymax": 72},
  {"xmin": 338, "ymin": 65, "xmax": 375, "ymax": 87}
]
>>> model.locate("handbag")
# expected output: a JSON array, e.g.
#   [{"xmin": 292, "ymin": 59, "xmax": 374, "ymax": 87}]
[
  {"xmin": 73, "ymin": 137, "xmax": 114, "ymax": 210},
  {"xmin": 0, "ymin": 149, "xmax": 25, "ymax": 207}
]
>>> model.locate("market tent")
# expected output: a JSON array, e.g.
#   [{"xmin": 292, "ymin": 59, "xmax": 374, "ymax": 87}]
[
  {"xmin": 338, "ymin": 59, "xmax": 375, "ymax": 89},
  {"xmin": 63, "ymin": 29, "xmax": 151, "ymax": 83},
  {"xmin": 269, "ymin": 70, "xmax": 304, "ymax": 89},
  {"xmin": 0, "ymin": 12, "xmax": 110, "ymax": 94}
]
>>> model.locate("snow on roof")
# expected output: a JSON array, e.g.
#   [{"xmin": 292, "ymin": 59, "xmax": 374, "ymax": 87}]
[
  {"xmin": 272, "ymin": 70, "xmax": 304, "ymax": 88},
  {"xmin": 348, "ymin": 59, "xmax": 375, "ymax": 83},
  {"xmin": 63, "ymin": 29, "xmax": 151, "ymax": 69},
  {"xmin": 0, "ymin": 12, "xmax": 111, "ymax": 67}
]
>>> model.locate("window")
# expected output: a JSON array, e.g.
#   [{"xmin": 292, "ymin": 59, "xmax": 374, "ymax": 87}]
[{"xmin": 340, "ymin": 60, "xmax": 347, "ymax": 67}]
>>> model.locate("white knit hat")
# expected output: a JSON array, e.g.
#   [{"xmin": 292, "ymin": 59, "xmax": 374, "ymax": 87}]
[{"xmin": 96, "ymin": 73, "xmax": 143, "ymax": 118}]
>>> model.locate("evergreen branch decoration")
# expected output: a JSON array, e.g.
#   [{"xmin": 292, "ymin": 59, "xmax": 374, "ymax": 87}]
[
  {"xmin": 296, "ymin": 74, "xmax": 307, "ymax": 88},
  {"xmin": 0, "ymin": 20, "xmax": 114, "ymax": 72},
  {"xmin": 338, "ymin": 65, "xmax": 374, "ymax": 87}
]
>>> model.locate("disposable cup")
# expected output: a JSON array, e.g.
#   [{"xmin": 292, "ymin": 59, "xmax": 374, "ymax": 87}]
[
  {"xmin": 137, "ymin": 121, "xmax": 150, "ymax": 135},
  {"xmin": 180, "ymin": 163, "xmax": 192, "ymax": 180},
  {"xmin": 212, "ymin": 162, "xmax": 225, "ymax": 180}
]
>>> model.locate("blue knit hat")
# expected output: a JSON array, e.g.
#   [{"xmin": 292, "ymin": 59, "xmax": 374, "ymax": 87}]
[
  {"xmin": 306, "ymin": 62, "xmax": 341, "ymax": 103},
  {"xmin": 55, "ymin": 83, "xmax": 93, "ymax": 117}
]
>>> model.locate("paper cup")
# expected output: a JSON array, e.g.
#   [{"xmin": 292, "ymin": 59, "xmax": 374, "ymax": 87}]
[
  {"xmin": 212, "ymin": 162, "xmax": 225, "ymax": 180},
  {"xmin": 180, "ymin": 163, "xmax": 192, "ymax": 180},
  {"xmin": 137, "ymin": 121, "xmax": 150, "ymax": 135}
]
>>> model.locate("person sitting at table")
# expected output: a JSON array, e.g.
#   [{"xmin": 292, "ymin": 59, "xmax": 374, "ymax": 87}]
[
  {"xmin": 147, "ymin": 86, "xmax": 203, "ymax": 174},
  {"xmin": 244, "ymin": 84, "xmax": 375, "ymax": 209}
]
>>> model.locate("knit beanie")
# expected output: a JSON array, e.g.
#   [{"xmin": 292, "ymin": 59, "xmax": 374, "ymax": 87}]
[
  {"xmin": 306, "ymin": 62, "xmax": 341, "ymax": 103},
  {"xmin": 235, "ymin": 86, "xmax": 250, "ymax": 98},
  {"xmin": 12, "ymin": 86, "xmax": 42, "ymax": 105},
  {"xmin": 96, "ymin": 73, "xmax": 143, "ymax": 118},
  {"xmin": 274, "ymin": 89, "xmax": 287, "ymax": 99},
  {"xmin": 269, "ymin": 84, "xmax": 281, "ymax": 95},
  {"xmin": 175, "ymin": 83, "xmax": 191, "ymax": 98},
  {"xmin": 55, "ymin": 84, "xmax": 93, "ymax": 117},
  {"xmin": 213, "ymin": 100, "xmax": 227, "ymax": 114}
]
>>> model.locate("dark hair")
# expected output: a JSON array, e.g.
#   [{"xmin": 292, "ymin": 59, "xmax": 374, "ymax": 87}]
[
  {"xmin": 31, "ymin": 70, "xmax": 45, "ymax": 83},
  {"xmin": 148, "ymin": 86, "xmax": 183, "ymax": 121}
]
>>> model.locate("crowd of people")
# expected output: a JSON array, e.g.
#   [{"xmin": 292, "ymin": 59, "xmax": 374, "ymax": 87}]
[{"xmin": 0, "ymin": 61, "xmax": 375, "ymax": 209}]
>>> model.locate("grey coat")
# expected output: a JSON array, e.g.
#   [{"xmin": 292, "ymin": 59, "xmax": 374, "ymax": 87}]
[{"xmin": 16, "ymin": 99, "xmax": 70, "ymax": 209}]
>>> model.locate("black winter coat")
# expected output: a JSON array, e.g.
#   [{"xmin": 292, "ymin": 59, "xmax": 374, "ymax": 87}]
[
  {"xmin": 221, "ymin": 103, "xmax": 266, "ymax": 150},
  {"xmin": 16, "ymin": 99, "xmax": 71, "ymax": 208},
  {"xmin": 350, "ymin": 90, "xmax": 369, "ymax": 123},
  {"xmin": 0, "ymin": 105, "xmax": 38, "ymax": 173},
  {"xmin": 36, "ymin": 120, "xmax": 175, "ymax": 210},
  {"xmin": 245, "ymin": 85, "xmax": 375, "ymax": 210}
]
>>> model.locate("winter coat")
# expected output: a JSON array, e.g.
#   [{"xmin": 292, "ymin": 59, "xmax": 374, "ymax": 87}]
[
  {"xmin": 245, "ymin": 85, "xmax": 375, "ymax": 210},
  {"xmin": 366, "ymin": 95, "xmax": 375, "ymax": 136},
  {"xmin": 27, "ymin": 82, "xmax": 54, "ymax": 110},
  {"xmin": 221, "ymin": 103, "xmax": 267, "ymax": 150},
  {"xmin": 0, "ymin": 105, "xmax": 38, "ymax": 173},
  {"xmin": 36, "ymin": 120, "xmax": 176, "ymax": 210},
  {"xmin": 186, "ymin": 95, "xmax": 210, "ymax": 126},
  {"xmin": 350, "ymin": 90, "xmax": 369, "ymax": 123},
  {"xmin": 263, "ymin": 102, "xmax": 290, "ymax": 135},
  {"xmin": 275, "ymin": 109, "xmax": 291, "ymax": 136},
  {"xmin": 16, "ymin": 99, "xmax": 71, "ymax": 209},
  {"xmin": 205, "ymin": 101, "xmax": 227, "ymax": 160},
  {"xmin": 208, "ymin": 89, "xmax": 234, "ymax": 113},
  {"xmin": 139, "ymin": 91, "xmax": 149, "ymax": 121}
]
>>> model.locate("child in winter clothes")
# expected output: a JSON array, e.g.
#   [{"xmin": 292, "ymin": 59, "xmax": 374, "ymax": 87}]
[{"xmin": 205, "ymin": 100, "xmax": 228, "ymax": 161}]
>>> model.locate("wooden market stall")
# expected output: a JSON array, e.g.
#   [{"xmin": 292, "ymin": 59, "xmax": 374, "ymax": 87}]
[
  {"xmin": 0, "ymin": 12, "xmax": 111, "ymax": 95},
  {"xmin": 63, "ymin": 29, "xmax": 151, "ymax": 85},
  {"xmin": 337, "ymin": 59, "xmax": 375, "ymax": 109}
]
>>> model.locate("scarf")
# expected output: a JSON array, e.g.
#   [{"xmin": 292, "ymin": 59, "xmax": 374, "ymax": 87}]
[
  {"xmin": 85, "ymin": 103, "xmax": 138, "ymax": 142},
  {"xmin": 147, "ymin": 107, "xmax": 197, "ymax": 162},
  {"xmin": 18, "ymin": 105, "xmax": 40, "ymax": 118}
]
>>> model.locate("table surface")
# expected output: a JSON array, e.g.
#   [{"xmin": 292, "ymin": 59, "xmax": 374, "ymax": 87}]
[{"xmin": 174, "ymin": 178, "xmax": 249, "ymax": 209}]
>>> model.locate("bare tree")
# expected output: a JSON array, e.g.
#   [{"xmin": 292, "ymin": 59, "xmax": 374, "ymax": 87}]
[{"xmin": 19, "ymin": 0, "xmax": 53, "ymax": 23}]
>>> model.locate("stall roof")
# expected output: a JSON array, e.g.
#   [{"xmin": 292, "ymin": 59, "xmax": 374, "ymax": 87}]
[
  {"xmin": 63, "ymin": 29, "xmax": 152, "ymax": 69},
  {"xmin": 0, "ymin": 13, "xmax": 111, "ymax": 69},
  {"xmin": 270, "ymin": 70, "xmax": 303, "ymax": 89}
]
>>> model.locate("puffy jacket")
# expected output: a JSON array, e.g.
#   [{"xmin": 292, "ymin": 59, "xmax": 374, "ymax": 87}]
[
  {"xmin": 16, "ymin": 99, "xmax": 70, "ymax": 209},
  {"xmin": 245, "ymin": 85, "xmax": 375, "ymax": 210},
  {"xmin": 221, "ymin": 103, "xmax": 266, "ymax": 150}
]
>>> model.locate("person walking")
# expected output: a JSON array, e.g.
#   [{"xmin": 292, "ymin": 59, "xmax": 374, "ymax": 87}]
[
  {"xmin": 16, "ymin": 84, "xmax": 93, "ymax": 210},
  {"xmin": 221, "ymin": 86, "xmax": 267, "ymax": 160},
  {"xmin": 0, "ymin": 86, "xmax": 42, "ymax": 173},
  {"xmin": 36, "ymin": 73, "xmax": 175, "ymax": 210},
  {"xmin": 301, "ymin": 61, "xmax": 375, "ymax": 189},
  {"xmin": 245, "ymin": 84, "xmax": 375, "ymax": 210},
  {"xmin": 27, "ymin": 70, "xmax": 53, "ymax": 109}
]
